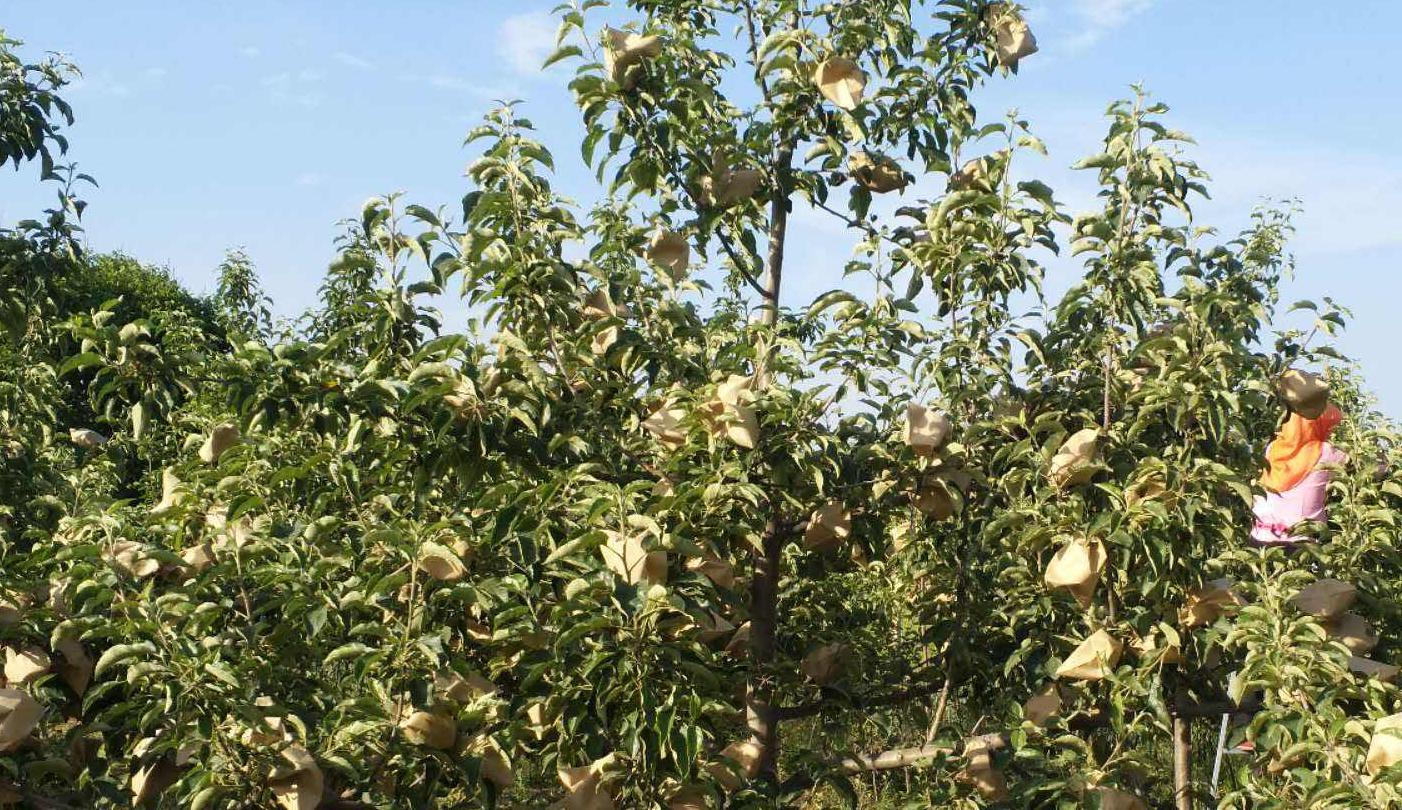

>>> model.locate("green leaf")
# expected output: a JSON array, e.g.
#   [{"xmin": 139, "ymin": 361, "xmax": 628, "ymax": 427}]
[
  {"xmin": 542, "ymin": 44, "xmax": 583, "ymax": 69},
  {"xmin": 130, "ymin": 400, "xmax": 147, "ymax": 441},
  {"xmin": 59, "ymin": 351, "xmax": 102, "ymax": 375},
  {"xmin": 325, "ymin": 643, "xmax": 374, "ymax": 666},
  {"xmin": 190, "ymin": 787, "xmax": 222, "ymax": 810},
  {"xmin": 1071, "ymin": 153, "xmax": 1117, "ymax": 170},
  {"xmin": 94, "ymin": 642, "xmax": 156, "ymax": 678},
  {"xmin": 204, "ymin": 662, "xmax": 239, "ymax": 688}
]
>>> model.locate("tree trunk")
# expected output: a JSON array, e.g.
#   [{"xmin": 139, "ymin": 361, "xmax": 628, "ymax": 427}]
[
  {"xmin": 755, "ymin": 146, "xmax": 794, "ymax": 365},
  {"xmin": 1173, "ymin": 714, "xmax": 1193, "ymax": 810},
  {"xmin": 746, "ymin": 519, "xmax": 782, "ymax": 779},
  {"xmin": 746, "ymin": 143, "xmax": 795, "ymax": 782}
]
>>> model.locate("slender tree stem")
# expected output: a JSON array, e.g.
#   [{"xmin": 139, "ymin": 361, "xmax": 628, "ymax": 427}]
[
  {"xmin": 776, "ymin": 670, "xmax": 949, "ymax": 721},
  {"xmin": 1173, "ymin": 711, "xmax": 1193, "ymax": 810},
  {"xmin": 746, "ymin": 518, "xmax": 783, "ymax": 779},
  {"xmin": 759, "ymin": 145, "xmax": 794, "ymax": 336},
  {"xmin": 924, "ymin": 670, "xmax": 954, "ymax": 745},
  {"xmin": 746, "ymin": 138, "xmax": 795, "ymax": 782}
]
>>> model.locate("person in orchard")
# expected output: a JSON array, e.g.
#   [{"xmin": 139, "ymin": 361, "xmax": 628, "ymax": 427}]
[
  {"xmin": 1218, "ymin": 370, "xmax": 1347, "ymax": 762},
  {"xmin": 1250, "ymin": 370, "xmax": 1346, "ymax": 547}
]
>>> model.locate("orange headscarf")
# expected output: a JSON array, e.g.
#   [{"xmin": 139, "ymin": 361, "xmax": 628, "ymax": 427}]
[{"xmin": 1260, "ymin": 403, "xmax": 1343, "ymax": 493}]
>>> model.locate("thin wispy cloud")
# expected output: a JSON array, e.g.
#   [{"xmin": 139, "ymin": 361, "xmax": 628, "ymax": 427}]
[
  {"xmin": 69, "ymin": 71, "xmax": 131, "ymax": 98},
  {"xmin": 1065, "ymin": 0, "xmax": 1154, "ymax": 51},
  {"xmin": 399, "ymin": 71, "xmax": 519, "ymax": 101},
  {"xmin": 498, "ymin": 11, "xmax": 559, "ymax": 77},
  {"xmin": 262, "ymin": 70, "xmax": 325, "ymax": 108},
  {"xmin": 1194, "ymin": 136, "xmax": 1402, "ymax": 256},
  {"xmin": 1077, "ymin": 0, "xmax": 1154, "ymax": 29},
  {"xmin": 295, "ymin": 172, "xmax": 322, "ymax": 187},
  {"xmin": 426, "ymin": 74, "xmax": 470, "ymax": 90},
  {"xmin": 239, "ymin": 45, "xmax": 261, "ymax": 58},
  {"xmin": 333, "ymin": 51, "xmax": 374, "ymax": 70}
]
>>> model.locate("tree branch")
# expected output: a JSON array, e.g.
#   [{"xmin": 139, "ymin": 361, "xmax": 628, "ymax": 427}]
[
  {"xmin": 779, "ymin": 733, "xmax": 1009, "ymax": 791},
  {"xmin": 840, "ymin": 732, "xmax": 1007, "ymax": 774},
  {"xmin": 712, "ymin": 223, "xmax": 771, "ymax": 298},
  {"xmin": 837, "ymin": 743, "xmax": 952, "ymax": 774},
  {"xmin": 811, "ymin": 199, "xmax": 908, "ymax": 252},
  {"xmin": 776, "ymin": 676, "xmax": 949, "ymax": 721},
  {"xmin": 616, "ymin": 106, "xmax": 769, "ymax": 298},
  {"xmin": 6, "ymin": 785, "xmax": 78, "ymax": 810},
  {"xmin": 1171, "ymin": 697, "xmax": 1262, "ymax": 719}
]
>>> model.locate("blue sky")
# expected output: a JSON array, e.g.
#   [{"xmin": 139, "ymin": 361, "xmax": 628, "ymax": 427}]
[{"xmin": 3, "ymin": 1, "xmax": 1399, "ymax": 416}]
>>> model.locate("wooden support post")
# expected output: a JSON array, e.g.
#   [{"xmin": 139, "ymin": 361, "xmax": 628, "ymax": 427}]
[{"xmin": 1173, "ymin": 714, "xmax": 1193, "ymax": 810}]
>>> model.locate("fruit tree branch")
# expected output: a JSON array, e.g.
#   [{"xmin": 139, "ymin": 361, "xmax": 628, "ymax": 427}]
[{"xmin": 776, "ymin": 675, "xmax": 949, "ymax": 721}]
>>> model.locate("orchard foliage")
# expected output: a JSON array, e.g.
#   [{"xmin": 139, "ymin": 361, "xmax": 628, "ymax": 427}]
[{"xmin": 0, "ymin": 4, "xmax": 1401, "ymax": 809}]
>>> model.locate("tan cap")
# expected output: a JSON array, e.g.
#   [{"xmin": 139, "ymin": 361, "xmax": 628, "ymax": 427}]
[{"xmin": 1279, "ymin": 369, "xmax": 1329, "ymax": 418}]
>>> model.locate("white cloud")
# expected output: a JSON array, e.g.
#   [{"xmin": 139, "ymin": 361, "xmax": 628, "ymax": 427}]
[
  {"xmin": 295, "ymin": 172, "xmax": 322, "ymax": 187},
  {"xmin": 1065, "ymin": 0, "xmax": 1154, "ymax": 51},
  {"xmin": 69, "ymin": 72, "xmax": 131, "ymax": 98},
  {"xmin": 262, "ymin": 71, "xmax": 325, "ymax": 108},
  {"xmin": 143, "ymin": 67, "xmax": 168, "ymax": 80},
  {"xmin": 399, "ymin": 71, "xmax": 519, "ymax": 101},
  {"xmin": 333, "ymin": 51, "xmax": 374, "ymax": 70},
  {"xmin": 1076, "ymin": 0, "xmax": 1153, "ymax": 29},
  {"xmin": 426, "ymin": 73, "xmax": 470, "ymax": 90},
  {"xmin": 1192, "ymin": 135, "xmax": 1402, "ymax": 255},
  {"xmin": 240, "ymin": 45, "xmax": 261, "ymax": 58},
  {"xmin": 498, "ymin": 11, "xmax": 558, "ymax": 77},
  {"xmin": 262, "ymin": 70, "xmax": 323, "ymax": 88}
]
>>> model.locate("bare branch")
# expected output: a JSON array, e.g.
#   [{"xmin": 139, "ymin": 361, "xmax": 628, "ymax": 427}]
[
  {"xmin": 712, "ymin": 223, "xmax": 771, "ymax": 299},
  {"xmin": 838, "ymin": 733, "xmax": 1005, "ymax": 775},
  {"xmin": 777, "ymin": 675, "xmax": 948, "ymax": 721},
  {"xmin": 1171, "ymin": 697, "xmax": 1262, "ymax": 719},
  {"xmin": 779, "ymin": 733, "xmax": 1008, "ymax": 791}
]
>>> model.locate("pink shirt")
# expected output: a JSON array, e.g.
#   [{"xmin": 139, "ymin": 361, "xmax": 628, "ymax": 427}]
[{"xmin": 1250, "ymin": 442, "xmax": 1346, "ymax": 545}]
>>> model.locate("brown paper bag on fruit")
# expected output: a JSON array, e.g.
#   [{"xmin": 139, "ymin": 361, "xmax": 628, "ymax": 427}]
[
  {"xmin": 813, "ymin": 57, "xmax": 866, "ymax": 110},
  {"xmin": 849, "ymin": 151, "xmax": 907, "ymax": 193},
  {"xmin": 1043, "ymin": 537, "xmax": 1106, "ymax": 607},
  {"xmin": 603, "ymin": 28, "xmax": 661, "ymax": 90},
  {"xmin": 1180, "ymin": 578, "xmax": 1241, "ymax": 627},
  {"xmin": 1367, "ymin": 713, "xmax": 1402, "ymax": 778},
  {"xmin": 601, "ymin": 531, "xmax": 667, "ymax": 586},
  {"xmin": 1049, "ymin": 428, "xmax": 1100, "ymax": 488},
  {"xmin": 804, "ymin": 502, "xmax": 851, "ymax": 551},
  {"xmin": 904, "ymin": 403, "xmax": 951, "ymax": 455},
  {"xmin": 985, "ymin": 3, "xmax": 1038, "ymax": 68},
  {"xmin": 800, "ymin": 643, "xmax": 849, "ymax": 685},
  {"xmin": 1325, "ymin": 612, "xmax": 1378, "ymax": 654},
  {"xmin": 268, "ymin": 745, "xmax": 323, "ymax": 810},
  {"xmin": 1292, "ymin": 578, "xmax": 1356, "ymax": 618},
  {"xmin": 1023, "ymin": 683, "xmax": 1062, "ymax": 727},
  {"xmin": 644, "ymin": 230, "xmax": 690, "ymax": 281},
  {"xmin": 1055, "ymin": 629, "xmax": 1122, "ymax": 681}
]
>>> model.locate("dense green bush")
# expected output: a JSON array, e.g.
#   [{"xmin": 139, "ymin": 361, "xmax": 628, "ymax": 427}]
[
  {"xmin": 1, "ymin": 6, "xmax": 1400, "ymax": 810},
  {"xmin": 52, "ymin": 252, "xmax": 217, "ymax": 336}
]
